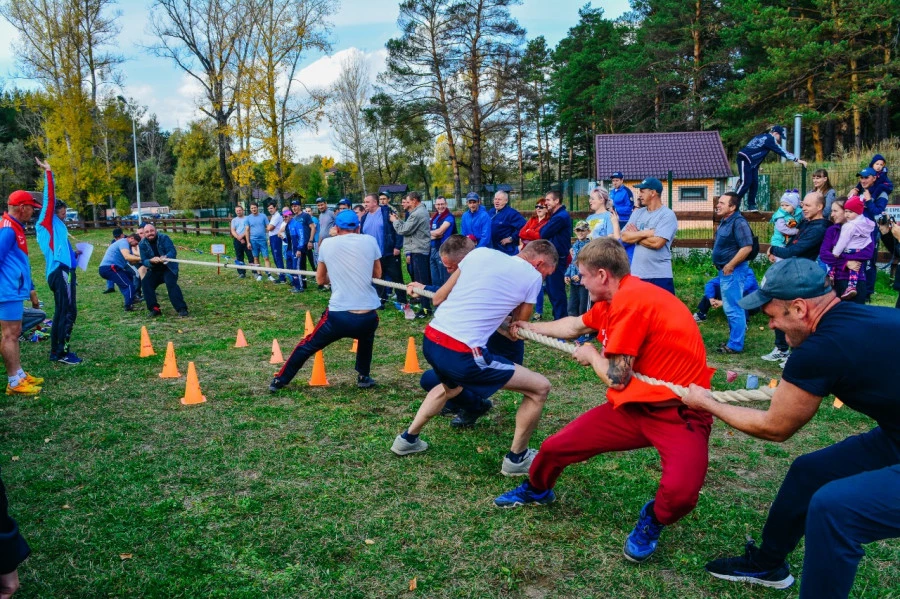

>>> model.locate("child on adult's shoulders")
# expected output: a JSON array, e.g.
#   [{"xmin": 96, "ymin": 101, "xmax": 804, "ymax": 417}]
[{"xmin": 850, "ymin": 153, "xmax": 894, "ymax": 199}]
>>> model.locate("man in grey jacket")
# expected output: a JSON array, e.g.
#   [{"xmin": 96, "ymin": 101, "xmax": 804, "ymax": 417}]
[{"xmin": 391, "ymin": 191, "xmax": 432, "ymax": 314}]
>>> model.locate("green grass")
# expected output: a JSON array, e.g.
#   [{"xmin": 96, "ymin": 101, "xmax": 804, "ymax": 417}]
[{"xmin": 2, "ymin": 231, "xmax": 897, "ymax": 598}]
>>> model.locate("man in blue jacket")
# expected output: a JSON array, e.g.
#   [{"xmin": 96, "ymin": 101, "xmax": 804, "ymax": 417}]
[
  {"xmin": 34, "ymin": 158, "xmax": 82, "ymax": 365},
  {"xmin": 360, "ymin": 193, "xmax": 406, "ymax": 305},
  {"xmin": 488, "ymin": 191, "xmax": 525, "ymax": 255},
  {"xmin": 610, "ymin": 172, "xmax": 637, "ymax": 262},
  {"xmin": 461, "ymin": 192, "xmax": 491, "ymax": 248},
  {"xmin": 139, "ymin": 224, "xmax": 189, "ymax": 317},
  {"xmin": 1, "ymin": 190, "xmax": 43, "ymax": 396},
  {"xmin": 540, "ymin": 190, "xmax": 572, "ymax": 320},
  {"xmin": 735, "ymin": 126, "xmax": 808, "ymax": 212}
]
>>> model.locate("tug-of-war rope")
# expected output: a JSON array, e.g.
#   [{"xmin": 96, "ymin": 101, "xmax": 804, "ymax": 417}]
[{"xmin": 166, "ymin": 257, "xmax": 778, "ymax": 405}]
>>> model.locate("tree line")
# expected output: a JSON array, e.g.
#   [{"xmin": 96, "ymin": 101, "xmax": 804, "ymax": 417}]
[{"xmin": 1, "ymin": 0, "xmax": 897, "ymax": 213}]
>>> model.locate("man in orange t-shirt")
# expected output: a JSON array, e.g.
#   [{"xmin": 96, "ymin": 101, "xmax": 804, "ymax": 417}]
[{"xmin": 495, "ymin": 237, "xmax": 715, "ymax": 564}]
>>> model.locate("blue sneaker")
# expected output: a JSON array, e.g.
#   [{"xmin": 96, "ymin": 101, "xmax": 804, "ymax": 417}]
[
  {"xmin": 494, "ymin": 481, "xmax": 556, "ymax": 509},
  {"xmin": 623, "ymin": 500, "xmax": 665, "ymax": 562},
  {"xmin": 57, "ymin": 352, "xmax": 83, "ymax": 365},
  {"xmin": 705, "ymin": 539, "xmax": 794, "ymax": 589}
]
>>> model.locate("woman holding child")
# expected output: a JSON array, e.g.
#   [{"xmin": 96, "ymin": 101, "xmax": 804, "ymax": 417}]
[{"xmin": 818, "ymin": 198, "xmax": 874, "ymax": 304}]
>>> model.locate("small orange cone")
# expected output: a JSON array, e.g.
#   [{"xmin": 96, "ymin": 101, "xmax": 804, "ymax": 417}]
[
  {"xmin": 180, "ymin": 362, "xmax": 206, "ymax": 405},
  {"xmin": 304, "ymin": 311, "xmax": 314, "ymax": 337},
  {"xmin": 159, "ymin": 342, "xmax": 181, "ymax": 378},
  {"xmin": 234, "ymin": 329, "xmax": 248, "ymax": 348},
  {"xmin": 139, "ymin": 326, "xmax": 155, "ymax": 357},
  {"xmin": 350, "ymin": 339, "xmax": 358, "ymax": 353},
  {"xmin": 308, "ymin": 351, "xmax": 329, "ymax": 386},
  {"xmin": 270, "ymin": 339, "xmax": 284, "ymax": 364},
  {"xmin": 401, "ymin": 336, "xmax": 423, "ymax": 374},
  {"xmin": 768, "ymin": 378, "xmax": 778, "ymax": 388}
]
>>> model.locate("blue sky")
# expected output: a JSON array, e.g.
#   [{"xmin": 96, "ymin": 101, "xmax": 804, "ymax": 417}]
[{"xmin": 0, "ymin": 0, "xmax": 629, "ymax": 159}]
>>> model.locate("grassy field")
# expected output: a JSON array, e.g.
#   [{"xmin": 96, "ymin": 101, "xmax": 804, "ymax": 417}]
[{"xmin": 2, "ymin": 230, "xmax": 897, "ymax": 598}]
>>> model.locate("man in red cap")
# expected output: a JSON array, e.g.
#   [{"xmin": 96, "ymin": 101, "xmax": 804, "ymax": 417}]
[{"xmin": 1, "ymin": 188, "xmax": 44, "ymax": 396}]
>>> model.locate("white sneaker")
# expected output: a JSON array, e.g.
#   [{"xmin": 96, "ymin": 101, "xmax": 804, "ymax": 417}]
[
  {"xmin": 267, "ymin": 275, "xmax": 276, "ymax": 282},
  {"xmin": 391, "ymin": 434, "xmax": 428, "ymax": 456},
  {"xmin": 255, "ymin": 274, "xmax": 263, "ymax": 282},
  {"xmin": 779, "ymin": 358, "xmax": 788, "ymax": 369},
  {"xmin": 761, "ymin": 348, "xmax": 790, "ymax": 362},
  {"xmin": 501, "ymin": 448, "xmax": 538, "ymax": 477}
]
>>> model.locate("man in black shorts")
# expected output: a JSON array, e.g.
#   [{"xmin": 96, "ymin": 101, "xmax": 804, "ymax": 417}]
[{"xmin": 683, "ymin": 258, "xmax": 900, "ymax": 598}]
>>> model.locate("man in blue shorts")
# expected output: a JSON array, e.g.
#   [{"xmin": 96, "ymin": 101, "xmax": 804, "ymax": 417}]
[
  {"xmin": 391, "ymin": 240, "xmax": 559, "ymax": 476},
  {"xmin": 245, "ymin": 202, "xmax": 275, "ymax": 282},
  {"xmin": 684, "ymin": 258, "xmax": 900, "ymax": 598},
  {"xmin": 1, "ymin": 189, "xmax": 43, "ymax": 395}
]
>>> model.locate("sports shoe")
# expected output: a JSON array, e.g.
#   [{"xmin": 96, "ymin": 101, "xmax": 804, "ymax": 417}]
[
  {"xmin": 290, "ymin": 288, "xmax": 303, "ymax": 293},
  {"xmin": 450, "ymin": 400, "xmax": 493, "ymax": 428},
  {"xmin": 102, "ymin": 288, "xmax": 116, "ymax": 294},
  {"xmin": 693, "ymin": 312, "xmax": 707, "ymax": 323},
  {"xmin": 268, "ymin": 378, "xmax": 285, "ymax": 393},
  {"xmin": 391, "ymin": 434, "xmax": 428, "ymax": 456},
  {"xmin": 57, "ymin": 352, "xmax": 83, "ymax": 365},
  {"xmin": 177, "ymin": 310, "xmax": 189, "ymax": 317},
  {"xmin": 778, "ymin": 358, "xmax": 788, "ymax": 369},
  {"xmin": 840, "ymin": 286, "xmax": 857, "ymax": 300},
  {"xmin": 256, "ymin": 274, "xmax": 263, "ymax": 282},
  {"xmin": 760, "ymin": 348, "xmax": 790, "ymax": 362},
  {"xmin": 23, "ymin": 372, "xmax": 44, "ymax": 386},
  {"xmin": 705, "ymin": 539, "xmax": 794, "ymax": 589},
  {"xmin": 532, "ymin": 313, "xmax": 542, "ymax": 321},
  {"xmin": 717, "ymin": 345, "xmax": 742, "ymax": 355},
  {"xmin": 623, "ymin": 501, "xmax": 665, "ymax": 562},
  {"xmin": 501, "ymin": 448, "xmax": 538, "ymax": 476},
  {"xmin": 149, "ymin": 307, "xmax": 162, "ymax": 317},
  {"xmin": 6, "ymin": 380, "xmax": 41, "ymax": 396},
  {"xmin": 357, "ymin": 375, "xmax": 376, "ymax": 389},
  {"xmin": 494, "ymin": 480, "xmax": 556, "ymax": 508},
  {"xmin": 267, "ymin": 275, "xmax": 276, "ymax": 282}
]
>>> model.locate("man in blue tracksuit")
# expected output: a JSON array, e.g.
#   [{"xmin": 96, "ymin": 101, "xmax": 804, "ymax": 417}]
[
  {"xmin": 287, "ymin": 203, "xmax": 308, "ymax": 290},
  {"xmin": 735, "ymin": 126, "xmax": 808, "ymax": 211},
  {"xmin": 34, "ymin": 158, "xmax": 82, "ymax": 365},
  {"xmin": 488, "ymin": 190, "xmax": 525, "ymax": 255},
  {"xmin": 460, "ymin": 192, "xmax": 491, "ymax": 248},
  {"xmin": 539, "ymin": 190, "xmax": 572, "ymax": 321},
  {"xmin": 610, "ymin": 171, "xmax": 637, "ymax": 261},
  {"xmin": 360, "ymin": 193, "xmax": 406, "ymax": 304}
]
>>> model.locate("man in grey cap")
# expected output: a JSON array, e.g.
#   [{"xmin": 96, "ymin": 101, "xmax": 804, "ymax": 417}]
[
  {"xmin": 620, "ymin": 177, "xmax": 678, "ymax": 294},
  {"xmin": 683, "ymin": 258, "xmax": 900, "ymax": 598}
]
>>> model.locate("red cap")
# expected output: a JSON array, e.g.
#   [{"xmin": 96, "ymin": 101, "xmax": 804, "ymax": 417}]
[
  {"xmin": 844, "ymin": 196, "xmax": 864, "ymax": 215},
  {"xmin": 8, "ymin": 190, "xmax": 41, "ymax": 208}
]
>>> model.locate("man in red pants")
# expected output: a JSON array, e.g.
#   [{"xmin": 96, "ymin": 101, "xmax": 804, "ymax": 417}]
[{"xmin": 496, "ymin": 237, "xmax": 714, "ymax": 563}]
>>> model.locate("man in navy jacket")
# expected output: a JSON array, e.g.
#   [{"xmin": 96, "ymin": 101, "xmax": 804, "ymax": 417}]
[
  {"xmin": 735, "ymin": 126, "xmax": 808, "ymax": 212},
  {"xmin": 488, "ymin": 190, "xmax": 525, "ymax": 255},
  {"xmin": 540, "ymin": 190, "xmax": 572, "ymax": 320}
]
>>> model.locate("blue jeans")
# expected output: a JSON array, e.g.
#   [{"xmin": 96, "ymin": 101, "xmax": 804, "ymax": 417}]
[
  {"xmin": 757, "ymin": 427, "xmax": 900, "ymax": 599},
  {"xmin": 719, "ymin": 262, "xmax": 749, "ymax": 351},
  {"xmin": 429, "ymin": 246, "xmax": 448, "ymax": 288},
  {"xmin": 269, "ymin": 236, "xmax": 286, "ymax": 281}
]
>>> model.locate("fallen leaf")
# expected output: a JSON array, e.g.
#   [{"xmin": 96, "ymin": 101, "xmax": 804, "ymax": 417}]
[
  {"xmin": 44, "ymin": 438, "xmax": 50, "ymax": 443},
  {"xmin": 759, "ymin": 326, "xmax": 764, "ymax": 331},
  {"xmin": 178, "ymin": 330, "xmax": 183, "ymax": 334},
  {"xmin": 364, "ymin": 539, "xmax": 375, "ymax": 545},
  {"xmin": 119, "ymin": 553, "xmax": 133, "ymax": 560},
  {"xmin": 11, "ymin": 456, "xmax": 19, "ymax": 461},
  {"xmin": 408, "ymin": 577, "xmax": 417, "ymax": 591},
  {"xmin": 62, "ymin": 504, "xmax": 70, "ymax": 509},
  {"xmin": 476, "ymin": 447, "xmax": 484, "ymax": 453}
]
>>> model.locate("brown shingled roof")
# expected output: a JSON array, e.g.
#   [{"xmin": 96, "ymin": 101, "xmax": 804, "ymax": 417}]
[{"xmin": 595, "ymin": 131, "xmax": 733, "ymax": 180}]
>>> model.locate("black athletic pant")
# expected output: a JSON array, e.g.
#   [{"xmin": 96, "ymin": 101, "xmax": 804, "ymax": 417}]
[
  {"xmin": 408, "ymin": 252, "xmax": 431, "ymax": 311},
  {"xmin": 47, "ymin": 266, "xmax": 77, "ymax": 358},
  {"xmin": 274, "ymin": 309, "xmax": 378, "ymax": 385},
  {"xmin": 378, "ymin": 254, "xmax": 407, "ymax": 303},
  {"xmin": 142, "ymin": 268, "xmax": 188, "ymax": 313}
]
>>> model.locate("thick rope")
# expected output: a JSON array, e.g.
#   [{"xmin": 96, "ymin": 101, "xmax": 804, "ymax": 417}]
[
  {"xmin": 513, "ymin": 327, "xmax": 776, "ymax": 404},
  {"xmin": 168, "ymin": 257, "xmax": 774, "ymax": 404}
]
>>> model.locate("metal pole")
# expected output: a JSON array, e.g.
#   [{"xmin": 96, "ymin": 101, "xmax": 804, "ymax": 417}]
[
  {"xmin": 667, "ymin": 170, "xmax": 673, "ymax": 209},
  {"xmin": 131, "ymin": 115, "xmax": 142, "ymax": 225},
  {"xmin": 793, "ymin": 114, "xmax": 802, "ymax": 158}
]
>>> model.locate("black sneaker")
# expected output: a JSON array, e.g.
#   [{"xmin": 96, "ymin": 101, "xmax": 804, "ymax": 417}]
[
  {"xmin": 705, "ymin": 540, "xmax": 794, "ymax": 589},
  {"xmin": 177, "ymin": 310, "xmax": 189, "ymax": 317},
  {"xmin": 357, "ymin": 375, "xmax": 376, "ymax": 389},
  {"xmin": 149, "ymin": 307, "xmax": 162, "ymax": 317},
  {"xmin": 450, "ymin": 400, "xmax": 493, "ymax": 428},
  {"xmin": 102, "ymin": 288, "xmax": 116, "ymax": 294},
  {"xmin": 268, "ymin": 378, "xmax": 285, "ymax": 393}
]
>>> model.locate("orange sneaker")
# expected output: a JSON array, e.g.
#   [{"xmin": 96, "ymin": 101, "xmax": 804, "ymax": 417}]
[
  {"xmin": 6, "ymin": 380, "xmax": 41, "ymax": 396},
  {"xmin": 23, "ymin": 372, "xmax": 44, "ymax": 386}
]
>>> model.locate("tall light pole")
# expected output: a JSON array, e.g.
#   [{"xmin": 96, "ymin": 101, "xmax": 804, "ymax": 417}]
[{"xmin": 117, "ymin": 95, "xmax": 142, "ymax": 225}]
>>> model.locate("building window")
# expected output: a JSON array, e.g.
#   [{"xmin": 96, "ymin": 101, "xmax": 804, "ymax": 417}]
[{"xmin": 680, "ymin": 187, "xmax": 707, "ymax": 202}]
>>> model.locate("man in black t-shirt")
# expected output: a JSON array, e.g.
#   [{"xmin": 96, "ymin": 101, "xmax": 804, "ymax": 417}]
[{"xmin": 683, "ymin": 258, "xmax": 899, "ymax": 599}]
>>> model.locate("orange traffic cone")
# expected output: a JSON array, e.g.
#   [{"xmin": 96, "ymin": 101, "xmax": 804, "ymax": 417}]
[
  {"xmin": 304, "ymin": 311, "xmax": 314, "ymax": 337},
  {"xmin": 159, "ymin": 342, "xmax": 181, "ymax": 378},
  {"xmin": 180, "ymin": 362, "xmax": 206, "ymax": 405},
  {"xmin": 140, "ymin": 326, "xmax": 155, "ymax": 357},
  {"xmin": 350, "ymin": 339, "xmax": 358, "ymax": 353},
  {"xmin": 308, "ymin": 351, "xmax": 329, "ymax": 386},
  {"xmin": 234, "ymin": 329, "xmax": 248, "ymax": 348},
  {"xmin": 270, "ymin": 339, "xmax": 284, "ymax": 364},
  {"xmin": 401, "ymin": 336, "xmax": 423, "ymax": 374},
  {"xmin": 768, "ymin": 378, "xmax": 778, "ymax": 388}
]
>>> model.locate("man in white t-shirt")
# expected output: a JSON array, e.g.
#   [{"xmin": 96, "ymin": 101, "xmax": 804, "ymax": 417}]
[
  {"xmin": 266, "ymin": 203, "xmax": 286, "ymax": 283},
  {"xmin": 391, "ymin": 240, "xmax": 559, "ymax": 476},
  {"xmin": 269, "ymin": 209, "xmax": 383, "ymax": 392}
]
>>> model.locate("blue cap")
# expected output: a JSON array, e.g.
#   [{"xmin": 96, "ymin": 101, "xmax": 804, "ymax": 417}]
[
  {"xmin": 335, "ymin": 210, "xmax": 360, "ymax": 230},
  {"xmin": 858, "ymin": 167, "xmax": 877, "ymax": 178},
  {"xmin": 635, "ymin": 177, "xmax": 663, "ymax": 193},
  {"xmin": 771, "ymin": 125, "xmax": 787, "ymax": 137},
  {"xmin": 338, "ymin": 198, "xmax": 352, "ymax": 207},
  {"xmin": 465, "ymin": 192, "xmax": 480, "ymax": 201},
  {"xmin": 290, "ymin": 199, "xmax": 301, "ymax": 206},
  {"xmin": 739, "ymin": 258, "xmax": 832, "ymax": 311},
  {"xmin": 610, "ymin": 171, "xmax": 624, "ymax": 180},
  {"xmin": 315, "ymin": 197, "xmax": 326, "ymax": 203}
]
